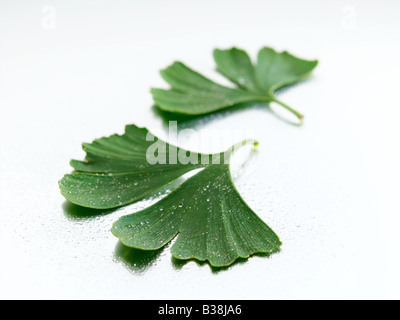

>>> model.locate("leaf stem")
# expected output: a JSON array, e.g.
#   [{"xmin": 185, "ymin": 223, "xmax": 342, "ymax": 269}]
[
  {"xmin": 270, "ymin": 98, "xmax": 305, "ymax": 125},
  {"xmin": 225, "ymin": 139, "xmax": 259, "ymax": 160}
]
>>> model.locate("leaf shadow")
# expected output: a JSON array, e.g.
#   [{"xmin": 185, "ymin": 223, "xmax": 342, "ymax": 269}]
[
  {"xmin": 62, "ymin": 201, "xmax": 115, "ymax": 220},
  {"xmin": 152, "ymin": 103, "xmax": 261, "ymax": 131},
  {"xmin": 113, "ymin": 241, "xmax": 281, "ymax": 275},
  {"xmin": 114, "ymin": 241, "xmax": 164, "ymax": 275},
  {"xmin": 153, "ymin": 100, "xmax": 302, "ymax": 130},
  {"xmin": 171, "ymin": 248, "xmax": 281, "ymax": 274}
]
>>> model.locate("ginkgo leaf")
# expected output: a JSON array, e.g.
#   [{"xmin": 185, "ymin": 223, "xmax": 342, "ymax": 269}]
[
  {"xmin": 59, "ymin": 125, "xmax": 209, "ymax": 209},
  {"xmin": 112, "ymin": 164, "xmax": 281, "ymax": 267},
  {"xmin": 59, "ymin": 124, "xmax": 282, "ymax": 267},
  {"xmin": 151, "ymin": 47, "xmax": 318, "ymax": 124}
]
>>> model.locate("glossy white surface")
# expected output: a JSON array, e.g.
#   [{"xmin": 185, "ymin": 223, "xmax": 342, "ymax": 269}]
[{"xmin": 1, "ymin": 0, "xmax": 399, "ymax": 299}]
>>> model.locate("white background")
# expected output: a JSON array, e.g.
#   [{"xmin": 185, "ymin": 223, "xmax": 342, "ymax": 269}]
[{"xmin": 1, "ymin": 0, "xmax": 399, "ymax": 299}]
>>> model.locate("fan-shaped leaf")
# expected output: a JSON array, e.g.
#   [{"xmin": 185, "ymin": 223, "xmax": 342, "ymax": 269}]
[
  {"xmin": 59, "ymin": 125, "xmax": 282, "ymax": 267},
  {"xmin": 151, "ymin": 47, "xmax": 318, "ymax": 124}
]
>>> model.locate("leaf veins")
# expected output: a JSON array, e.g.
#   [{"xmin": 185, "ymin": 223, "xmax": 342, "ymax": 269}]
[
  {"xmin": 151, "ymin": 47, "xmax": 318, "ymax": 125},
  {"xmin": 59, "ymin": 124, "xmax": 281, "ymax": 267}
]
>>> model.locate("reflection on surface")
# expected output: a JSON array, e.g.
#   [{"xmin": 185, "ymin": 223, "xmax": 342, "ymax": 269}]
[
  {"xmin": 114, "ymin": 241, "xmax": 164, "ymax": 275},
  {"xmin": 62, "ymin": 201, "xmax": 115, "ymax": 220},
  {"xmin": 114, "ymin": 242, "xmax": 280, "ymax": 275},
  {"xmin": 153, "ymin": 102, "xmax": 266, "ymax": 131},
  {"xmin": 172, "ymin": 249, "xmax": 280, "ymax": 274}
]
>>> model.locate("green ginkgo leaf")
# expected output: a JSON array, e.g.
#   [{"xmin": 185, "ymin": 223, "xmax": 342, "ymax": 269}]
[
  {"xmin": 59, "ymin": 125, "xmax": 209, "ymax": 209},
  {"xmin": 59, "ymin": 124, "xmax": 281, "ymax": 267},
  {"xmin": 151, "ymin": 47, "xmax": 318, "ymax": 124},
  {"xmin": 112, "ymin": 163, "xmax": 281, "ymax": 267}
]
